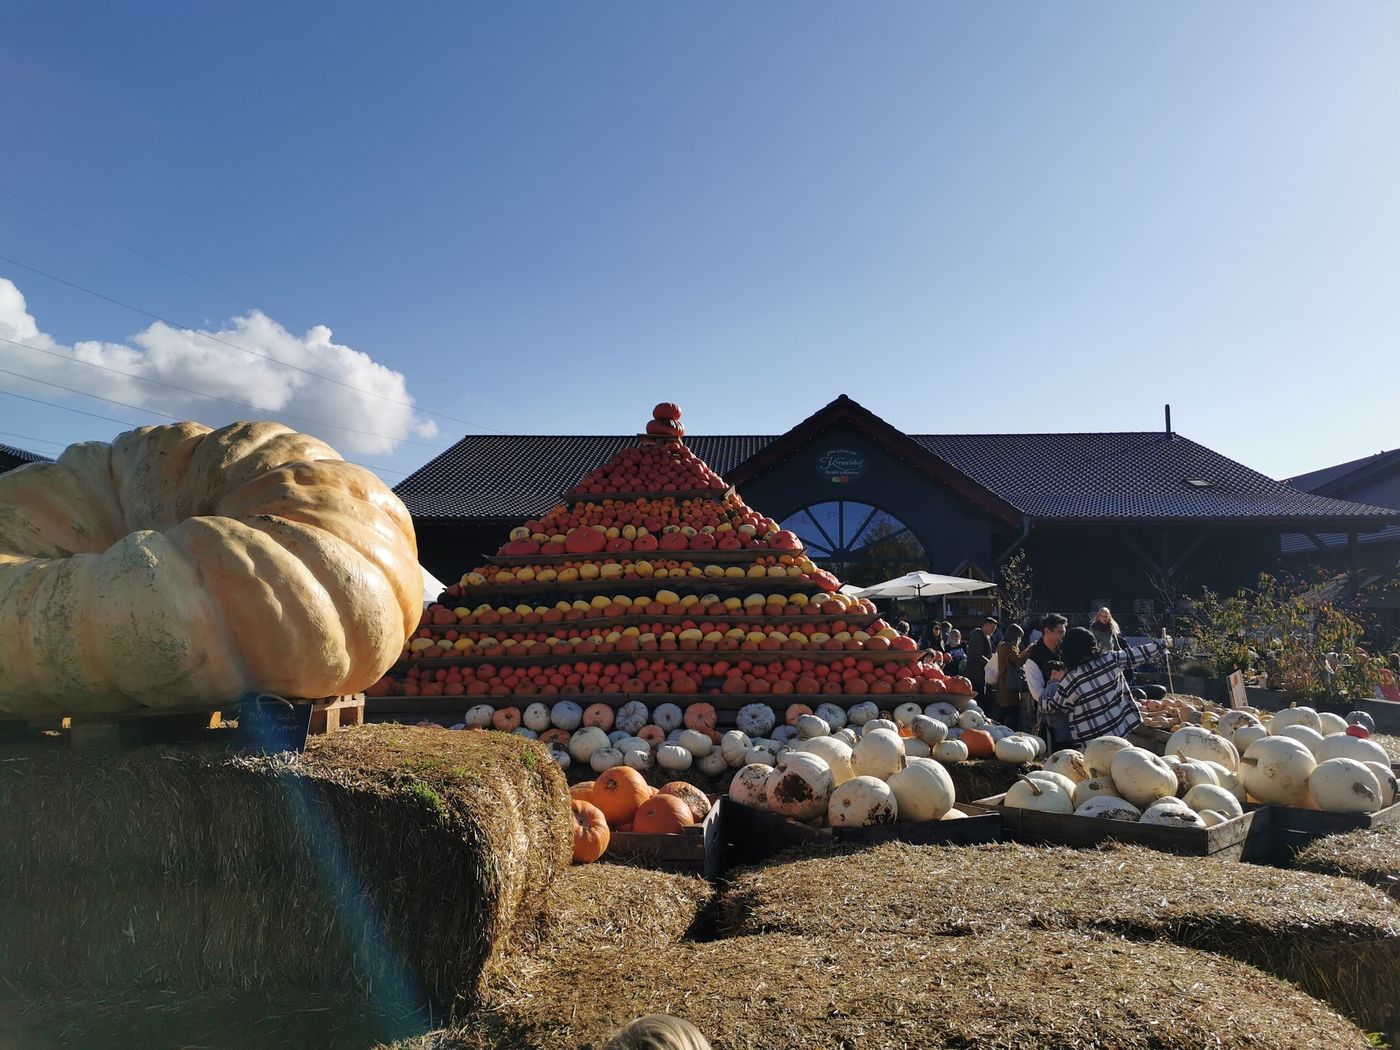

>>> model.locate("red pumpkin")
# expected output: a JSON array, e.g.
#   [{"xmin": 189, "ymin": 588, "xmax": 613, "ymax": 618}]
[
  {"xmin": 632, "ymin": 794, "xmax": 695, "ymax": 834},
  {"xmin": 564, "ymin": 527, "xmax": 608, "ymax": 555},
  {"xmin": 652, "ymin": 402, "xmax": 682, "ymax": 421},
  {"xmin": 645, "ymin": 419, "xmax": 685, "ymax": 437}
]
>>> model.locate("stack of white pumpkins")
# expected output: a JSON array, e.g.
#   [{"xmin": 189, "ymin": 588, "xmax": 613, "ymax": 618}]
[
  {"xmin": 1001, "ymin": 734, "xmax": 1247, "ymax": 828},
  {"xmin": 1217, "ymin": 705, "xmax": 1397, "ymax": 814},
  {"xmin": 722, "ymin": 703, "xmax": 1005, "ymax": 828}
]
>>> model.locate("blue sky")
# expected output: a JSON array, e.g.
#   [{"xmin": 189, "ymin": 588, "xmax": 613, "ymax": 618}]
[{"xmin": 1, "ymin": 2, "xmax": 1396, "ymax": 484}]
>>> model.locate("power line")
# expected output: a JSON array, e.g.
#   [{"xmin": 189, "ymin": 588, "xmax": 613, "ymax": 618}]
[
  {"xmin": 0, "ymin": 252, "xmax": 505, "ymax": 434},
  {"xmin": 0, "ymin": 428, "xmax": 67, "ymax": 448},
  {"xmin": 0, "ymin": 388, "xmax": 411, "ymax": 477},
  {"xmin": 0, "ymin": 334, "xmax": 452, "ymax": 451}
]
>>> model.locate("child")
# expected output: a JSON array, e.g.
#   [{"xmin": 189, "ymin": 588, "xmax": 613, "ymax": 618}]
[
  {"xmin": 605, "ymin": 1015, "xmax": 712, "ymax": 1050},
  {"xmin": 1036, "ymin": 659, "xmax": 1071, "ymax": 750}
]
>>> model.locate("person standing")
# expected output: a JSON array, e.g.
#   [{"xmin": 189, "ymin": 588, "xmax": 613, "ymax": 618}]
[
  {"xmin": 1090, "ymin": 607, "xmax": 1122, "ymax": 654},
  {"xmin": 965, "ymin": 615, "xmax": 998, "ymax": 705},
  {"xmin": 1045, "ymin": 627, "xmax": 1173, "ymax": 746},
  {"xmin": 945, "ymin": 629, "xmax": 967, "ymax": 676},
  {"xmin": 1024, "ymin": 613, "xmax": 1067, "ymax": 704},
  {"xmin": 992, "ymin": 623, "xmax": 1031, "ymax": 729}
]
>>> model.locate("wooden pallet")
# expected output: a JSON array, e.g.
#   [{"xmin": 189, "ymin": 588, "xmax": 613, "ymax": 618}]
[
  {"xmin": 604, "ymin": 803, "xmax": 722, "ymax": 877},
  {"xmin": 308, "ymin": 695, "xmax": 365, "ymax": 735},
  {"xmin": 1251, "ymin": 799, "xmax": 1400, "ymax": 865}
]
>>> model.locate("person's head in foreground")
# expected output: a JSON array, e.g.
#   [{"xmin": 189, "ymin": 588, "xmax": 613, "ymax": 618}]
[{"xmin": 604, "ymin": 1013, "xmax": 713, "ymax": 1050}]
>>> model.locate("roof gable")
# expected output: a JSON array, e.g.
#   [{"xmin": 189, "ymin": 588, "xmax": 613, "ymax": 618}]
[{"xmin": 0, "ymin": 442, "xmax": 50, "ymax": 472}]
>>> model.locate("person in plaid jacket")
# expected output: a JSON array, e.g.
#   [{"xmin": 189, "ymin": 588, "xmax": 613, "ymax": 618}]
[{"xmin": 1045, "ymin": 627, "xmax": 1172, "ymax": 746}]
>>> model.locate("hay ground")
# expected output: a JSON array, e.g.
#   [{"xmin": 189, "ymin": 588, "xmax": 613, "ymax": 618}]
[
  {"xmin": 1296, "ymin": 823, "xmax": 1400, "ymax": 900},
  {"xmin": 0, "ymin": 724, "xmax": 571, "ymax": 1015},
  {"xmin": 1372, "ymin": 731, "xmax": 1400, "ymax": 762},
  {"xmin": 394, "ymin": 928, "xmax": 1370, "ymax": 1050},
  {"xmin": 718, "ymin": 840, "xmax": 1400, "ymax": 1037}
]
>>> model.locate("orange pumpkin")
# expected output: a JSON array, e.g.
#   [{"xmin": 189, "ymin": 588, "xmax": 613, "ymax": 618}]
[
  {"xmin": 583, "ymin": 703, "xmax": 615, "ymax": 731},
  {"xmin": 683, "ymin": 703, "xmax": 717, "ymax": 732},
  {"xmin": 637, "ymin": 724, "xmax": 666, "ymax": 746},
  {"xmin": 659, "ymin": 781, "xmax": 711, "ymax": 822},
  {"xmin": 571, "ymin": 799, "xmax": 610, "ymax": 863},
  {"xmin": 569, "ymin": 781, "xmax": 596, "ymax": 802},
  {"xmin": 491, "ymin": 706, "xmax": 522, "ymax": 731},
  {"xmin": 592, "ymin": 766, "xmax": 652, "ymax": 827},
  {"xmin": 785, "ymin": 703, "xmax": 813, "ymax": 725},
  {"xmin": 539, "ymin": 728, "xmax": 571, "ymax": 746},
  {"xmin": 962, "ymin": 728, "xmax": 996, "ymax": 759},
  {"xmin": 632, "ymin": 794, "xmax": 694, "ymax": 834}
]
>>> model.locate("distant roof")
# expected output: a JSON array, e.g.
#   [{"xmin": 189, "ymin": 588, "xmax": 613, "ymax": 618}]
[
  {"xmin": 0, "ymin": 442, "xmax": 50, "ymax": 472},
  {"xmin": 1282, "ymin": 447, "xmax": 1400, "ymax": 554},
  {"xmin": 394, "ymin": 396, "xmax": 1400, "ymax": 530}
]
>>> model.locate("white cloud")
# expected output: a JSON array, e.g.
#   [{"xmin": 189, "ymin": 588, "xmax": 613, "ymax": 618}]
[{"xmin": 0, "ymin": 278, "xmax": 438, "ymax": 455}]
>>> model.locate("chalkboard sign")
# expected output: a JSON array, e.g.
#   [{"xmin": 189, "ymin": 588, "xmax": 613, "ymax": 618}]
[{"xmin": 236, "ymin": 693, "xmax": 312, "ymax": 752}]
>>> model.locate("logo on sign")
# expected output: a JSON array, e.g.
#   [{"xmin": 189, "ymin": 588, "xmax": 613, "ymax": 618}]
[{"xmin": 818, "ymin": 448, "xmax": 865, "ymax": 482}]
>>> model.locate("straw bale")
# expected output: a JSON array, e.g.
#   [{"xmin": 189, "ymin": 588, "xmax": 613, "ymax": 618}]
[
  {"xmin": 0, "ymin": 724, "xmax": 571, "ymax": 1014},
  {"xmin": 398, "ymin": 928, "xmax": 1370, "ymax": 1050},
  {"xmin": 1372, "ymin": 732, "xmax": 1400, "ymax": 762},
  {"xmin": 719, "ymin": 840, "xmax": 1400, "ymax": 1036},
  {"xmin": 1296, "ymin": 824, "xmax": 1400, "ymax": 901},
  {"xmin": 944, "ymin": 756, "xmax": 1030, "ymax": 802},
  {"xmin": 535, "ymin": 862, "xmax": 714, "ymax": 952}
]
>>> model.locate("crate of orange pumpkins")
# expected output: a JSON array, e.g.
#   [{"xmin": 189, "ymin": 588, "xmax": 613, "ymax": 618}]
[{"xmin": 570, "ymin": 766, "xmax": 720, "ymax": 877}]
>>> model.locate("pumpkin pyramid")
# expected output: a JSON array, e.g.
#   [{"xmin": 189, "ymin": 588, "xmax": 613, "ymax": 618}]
[{"xmin": 371, "ymin": 404, "xmax": 970, "ymax": 759}]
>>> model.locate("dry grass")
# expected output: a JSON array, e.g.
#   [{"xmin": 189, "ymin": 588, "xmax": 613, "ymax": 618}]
[
  {"xmin": 719, "ymin": 840, "xmax": 1400, "ymax": 1037},
  {"xmin": 1296, "ymin": 823, "xmax": 1400, "ymax": 901},
  {"xmin": 393, "ymin": 928, "xmax": 1371, "ymax": 1050},
  {"xmin": 1372, "ymin": 732, "xmax": 1400, "ymax": 762},
  {"xmin": 943, "ymin": 756, "xmax": 1031, "ymax": 802},
  {"xmin": 0, "ymin": 724, "xmax": 571, "ymax": 1015}
]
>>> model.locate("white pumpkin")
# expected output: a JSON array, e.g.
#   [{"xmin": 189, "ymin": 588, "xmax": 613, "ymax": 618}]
[
  {"xmin": 464, "ymin": 704, "xmax": 494, "ymax": 729},
  {"xmin": 765, "ymin": 752, "xmax": 835, "ymax": 820},
  {"xmin": 547, "ymin": 744, "xmax": 571, "ymax": 770},
  {"xmin": 656, "ymin": 743, "xmax": 693, "ymax": 772},
  {"xmin": 1309, "ymin": 758, "xmax": 1384, "ymax": 814},
  {"xmin": 1044, "ymin": 749, "xmax": 1090, "ymax": 784},
  {"xmin": 910, "ymin": 716, "xmax": 947, "ymax": 746},
  {"xmin": 1004, "ymin": 775, "xmax": 1073, "ymax": 814},
  {"xmin": 924, "ymin": 701, "xmax": 959, "ymax": 726},
  {"xmin": 852, "ymin": 728, "xmax": 905, "ymax": 780},
  {"xmin": 1072, "ymin": 776, "xmax": 1121, "ymax": 808},
  {"xmin": 512, "ymin": 727, "xmax": 538, "ymax": 740},
  {"xmin": 615, "ymin": 735, "xmax": 650, "ymax": 755},
  {"xmin": 615, "ymin": 700, "xmax": 649, "ymax": 735},
  {"xmin": 1269, "ymin": 706, "xmax": 1321, "ymax": 735},
  {"xmin": 1231, "ymin": 724, "xmax": 1269, "ymax": 753},
  {"xmin": 1083, "ymin": 735, "xmax": 1133, "ymax": 779},
  {"xmin": 677, "ymin": 729, "xmax": 713, "ymax": 757},
  {"xmin": 772, "ymin": 725, "xmax": 799, "ymax": 745},
  {"xmin": 1214, "ymin": 710, "xmax": 1260, "ymax": 740},
  {"xmin": 1182, "ymin": 783, "xmax": 1244, "ymax": 820},
  {"xmin": 607, "ymin": 730, "xmax": 629, "ymax": 745},
  {"xmin": 720, "ymin": 730, "xmax": 753, "ymax": 766},
  {"xmin": 729, "ymin": 763, "xmax": 771, "ymax": 807},
  {"xmin": 652, "ymin": 703, "xmax": 684, "ymax": 732},
  {"xmin": 1276, "ymin": 723, "xmax": 1326, "ymax": 757},
  {"xmin": 933, "ymin": 739, "xmax": 969, "ymax": 763},
  {"xmin": 1203, "ymin": 761, "xmax": 1247, "ymax": 804},
  {"xmin": 697, "ymin": 750, "xmax": 728, "ymax": 777},
  {"xmin": 623, "ymin": 748, "xmax": 654, "ymax": 772},
  {"xmin": 1168, "ymin": 727, "xmax": 1240, "ymax": 771},
  {"xmin": 827, "ymin": 775, "xmax": 899, "ymax": 827},
  {"xmin": 864, "ymin": 718, "xmax": 899, "ymax": 735},
  {"xmin": 795, "ymin": 714, "xmax": 831, "ymax": 740},
  {"xmin": 815, "ymin": 703, "xmax": 848, "ymax": 729},
  {"xmin": 1074, "ymin": 795, "xmax": 1141, "ymax": 821},
  {"xmin": 1110, "ymin": 748, "xmax": 1179, "ymax": 808},
  {"xmin": 957, "ymin": 708, "xmax": 989, "ymax": 731},
  {"xmin": 737, "ymin": 703, "xmax": 777, "ymax": 737},
  {"xmin": 522, "ymin": 702, "xmax": 551, "ymax": 732},
  {"xmin": 904, "ymin": 738, "xmax": 932, "ymax": 759},
  {"xmin": 893, "ymin": 702, "xmax": 924, "ymax": 727},
  {"xmin": 568, "ymin": 726, "xmax": 610, "ymax": 763},
  {"xmin": 1173, "ymin": 760, "xmax": 1219, "ymax": 794},
  {"xmin": 1316, "ymin": 732, "xmax": 1391, "ymax": 767},
  {"xmin": 1316, "ymin": 711, "xmax": 1349, "ymax": 736},
  {"xmin": 1140, "ymin": 799, "xmax": 1205, "ymax": 827},
  {"xmin": 994, "ymin": 735, "xmax": 1038, "ymax": 764},
  {"xmin": 833, "ymin": 727, "xmax": 860, "ymax": 748},
  {"xmin": 847, "ymin": 701, "xmax": 879, "ymax": 726},
  {"xmin": 744, "ymin": 745, "xmax": 778, "ymax": 767},
  {"xmin": 1365, "ymin": 762, "xmax": 1399, "ymax": 808},
  {"xmin": 798, "ymin": 736, "xmax": 856, "ymax": 786},
  {"xmin": 1240, "ymin": 736, "xmax": 1316, "ymax": 806},
  {"xmin": 1198, "ymin": 809, "xmax": 1231, "ymax": 827},
  {"xmin": 941, "ymin": 808, "xmax": 968, "ymax": 820},
  {"xmin": 887, "ymin": 757, "xmax": 956, "ymax": 822},
  {"xmin": 551, "ymin": 701, "xmax": 583, "ymax": 732},
  {"xmin": 1026, "ymin": 769, "xmax": 1078, "ymax": 796},
  {"xmin": 589, "ymin": 747, "xmax": 625, "ymax": 773}
]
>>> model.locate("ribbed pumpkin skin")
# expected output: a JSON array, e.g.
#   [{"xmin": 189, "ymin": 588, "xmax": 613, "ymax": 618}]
[{"xmin": 0, "ymin": 421, "xmax": 420, "ymax": 717}]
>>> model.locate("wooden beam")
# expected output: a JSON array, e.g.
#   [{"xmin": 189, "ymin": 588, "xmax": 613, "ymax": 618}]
[{"xmin": 1168, "ymin": 532, "xmax": 1207, "ymax": 577}]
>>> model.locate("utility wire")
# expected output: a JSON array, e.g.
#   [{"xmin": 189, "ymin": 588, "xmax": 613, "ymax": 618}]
[
  {"xmin": 0, "ymin": 334, "xmax": 452, "ymax": 451},
  {"xmin": 0, "ymin": 251, "xmax": 506, "ymax": 434},
  {"xmin": 0, "ymin": 388, "xmax": 411, "ymax": 477},
  {"xmin": 0, "ymin": 429, "xmax": 68, "ymax": 448}
]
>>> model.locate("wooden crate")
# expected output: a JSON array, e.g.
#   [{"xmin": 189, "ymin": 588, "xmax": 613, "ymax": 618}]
[
  {"xmin": 964, "ymin": 793, "xmax": 1265, "ymax": 861},
  {"xmin": 604, "ymin": 802, "xmax": 721, "ymax": 877},
  {"xmin": 713, "ymin": 797, "xmax": 1001, "ymax": 876},
  {"xmin": 1254, "ymin": 799, "xmax": 1400, "ymax": 865},
  {"xmin": 308, "ymin": 695, "xmax": 365, "ymax": 735},
  {"xmin": 1128, "ymin": 725, "xmax": 1171, "ymax": 756}
]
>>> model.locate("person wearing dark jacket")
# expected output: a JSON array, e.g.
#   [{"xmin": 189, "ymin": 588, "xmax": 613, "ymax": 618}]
[
  {"xmin": 992, "ymin": 623, "xmax": 1031, "ymax": 729},
  {"xmin": 965, "ymin": 615, "xmax": 998, "ymax": 704}
]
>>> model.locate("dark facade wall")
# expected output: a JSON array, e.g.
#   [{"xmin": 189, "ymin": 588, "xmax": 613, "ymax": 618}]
[
  {"xmin": 416, "ymin": 518, "xmax": 514, "ymax": 588},
  {"xmin": 737, "ymin": 423, "xmax": 999, "ymax": 576}
]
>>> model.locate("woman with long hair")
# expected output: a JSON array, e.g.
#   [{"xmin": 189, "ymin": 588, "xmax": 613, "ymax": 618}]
[{"xmin": 1044, "ymin": 627, "xmax": 1173, "ymax": 746}]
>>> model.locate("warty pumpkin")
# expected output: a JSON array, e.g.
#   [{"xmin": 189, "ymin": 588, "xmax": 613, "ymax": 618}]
[{"xmin": 0, "ymin": 420, "xmax": 419, "ymax": 717}]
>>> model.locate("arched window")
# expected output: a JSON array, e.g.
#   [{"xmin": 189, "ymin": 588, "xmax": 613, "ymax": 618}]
[{"xmin": 778, "ymin": 500, "xmax": 927, "ymax": 587}]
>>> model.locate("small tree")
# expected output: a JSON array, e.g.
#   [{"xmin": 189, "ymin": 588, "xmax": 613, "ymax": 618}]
[{"xmin": 997, "ymin": 549, "xmax": 1034, "ymax": 626}]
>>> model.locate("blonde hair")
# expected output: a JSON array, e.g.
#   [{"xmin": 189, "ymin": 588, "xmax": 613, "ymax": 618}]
[
  {"xmin": 604, "ymin": 1014, "xmax": 712, "ymax": 1050},
  {"xmin": 1094, "ymin": 607, "xmax": 1120, "ymax": 634}
]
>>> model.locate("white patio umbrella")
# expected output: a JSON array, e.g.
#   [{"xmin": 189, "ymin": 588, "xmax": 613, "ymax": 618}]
[
  {"xmin": 851, "ymin": 571, "xmax": 996, "ymax": 600},
  {"xmin": 422, "ymin": 565, "xmax": 448, "ymax": 606}
]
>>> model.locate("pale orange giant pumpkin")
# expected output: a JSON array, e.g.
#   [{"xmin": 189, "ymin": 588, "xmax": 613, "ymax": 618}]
[{"xmin": 0, "ymin": 421, "xmax": 419, "ymax": 717}]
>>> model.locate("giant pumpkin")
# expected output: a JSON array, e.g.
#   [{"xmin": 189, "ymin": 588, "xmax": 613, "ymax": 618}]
[{"xmin": 0, "ymin": 420, "xmax": 420, "ymax": 717}]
